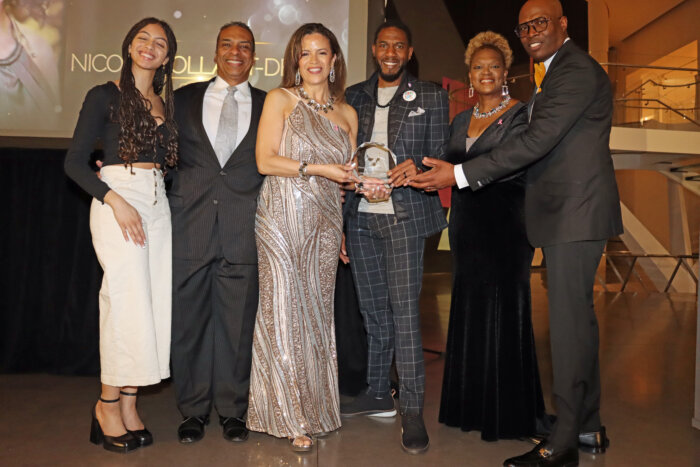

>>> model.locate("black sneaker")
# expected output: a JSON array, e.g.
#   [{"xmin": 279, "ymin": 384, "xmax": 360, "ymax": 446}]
[
  {"xmin": 401, "ymin": 414, "xmax": 429, "ymax": 454},
  {"xmin": 340, "ymin": 389, "xmax": 397, "ymax": 417}
]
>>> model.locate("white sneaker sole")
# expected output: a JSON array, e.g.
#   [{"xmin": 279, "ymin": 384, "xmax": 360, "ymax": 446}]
[{"xmin": 367, "ymin": 409, "xmax": 397, "ymax": 418}]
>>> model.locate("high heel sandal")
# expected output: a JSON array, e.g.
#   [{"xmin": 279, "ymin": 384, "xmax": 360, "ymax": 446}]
[
  {"xmin": 289, "ymin": 434, "xmax": 314, "ymax": 452},
  {"xmin": 90, "ymin": 397, "xmax": 139, "ymax": 453},
  {"xmin": 120, "ymin": 391, "xmax": 153, "ymax": 447}
]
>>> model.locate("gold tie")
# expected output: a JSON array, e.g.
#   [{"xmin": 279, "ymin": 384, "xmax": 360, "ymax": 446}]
[{"xmin": 534, "ymin": 62, "xmax": 546, "ymax": 92}]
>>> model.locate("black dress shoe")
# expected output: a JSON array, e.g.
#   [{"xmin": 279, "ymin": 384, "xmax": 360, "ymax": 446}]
[
  {"xmin": 220, "ymin": 417, "xmax": 249, "ymax": 442},
  {"xmin": 578, "ymin": 426, "xmax": 609, "ymax": 454},
  {"xmin": 504, "ymin": 443, "xmax": 579, "ymax": 466},
  {"xmin": 400, "ymin": 414, "xmax": 429, "ymax": 455},
  {"xmin": 178, "ymin": 416, "xmax": 209, "ymax": 444}
]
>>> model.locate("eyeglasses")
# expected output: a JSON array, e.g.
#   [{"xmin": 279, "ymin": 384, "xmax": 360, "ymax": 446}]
[{"xmin": 514, "ymin": 16, "xmax": 553, "ymax": 38}]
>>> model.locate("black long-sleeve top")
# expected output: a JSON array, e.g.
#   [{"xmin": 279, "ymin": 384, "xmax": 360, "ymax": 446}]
[{"xmin": 64, "ymin": 82, "xmax": 169, "ymax": 202}]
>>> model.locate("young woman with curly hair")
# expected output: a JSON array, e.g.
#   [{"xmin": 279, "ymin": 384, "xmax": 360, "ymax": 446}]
[{"xmin": 64, "ymin": 17, "xmax": 177, "ymax": 453}]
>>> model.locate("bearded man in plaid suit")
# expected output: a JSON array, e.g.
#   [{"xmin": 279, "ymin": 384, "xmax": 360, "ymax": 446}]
[{"xmin": 340, "ymin": 20, "xmax": 448, "ymax": 455}]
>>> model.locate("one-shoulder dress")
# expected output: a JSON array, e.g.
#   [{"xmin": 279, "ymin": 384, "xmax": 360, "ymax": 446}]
[{"xmin": 247, "ymin": 96, "xmax": 352, "ymax": 438}]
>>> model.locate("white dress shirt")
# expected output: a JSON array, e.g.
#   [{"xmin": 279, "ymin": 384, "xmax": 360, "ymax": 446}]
[
  {"xmin": 202, "ymin": 76, "xmax": 252, "ymax": 152},
  {"xmin": 453, "ymin": 38, "xmax": 570, "ymax": 189}
]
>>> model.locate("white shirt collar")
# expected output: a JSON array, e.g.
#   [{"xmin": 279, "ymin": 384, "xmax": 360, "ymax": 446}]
[
  {"xmin": 542, "ymin": 37, "xmax": 570, "ymax": 72},
  {"xmin": 211, "ymin": 75, "xmax": 250, "ymax": 97}
]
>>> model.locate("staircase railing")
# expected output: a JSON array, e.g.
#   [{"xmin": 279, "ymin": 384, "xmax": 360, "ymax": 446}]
[{"xmin": 606, "ymin": 62, "xmax": 699, "ymax": 131}]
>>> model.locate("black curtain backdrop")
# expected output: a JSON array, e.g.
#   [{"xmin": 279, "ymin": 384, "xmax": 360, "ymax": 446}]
[
  {"xmin": 0, "ymin": 148, "xmax": 369, "ymax": 385},
  {"xmin": 1, "ymin": 148, "xmax": 101, "ymax": 375}
]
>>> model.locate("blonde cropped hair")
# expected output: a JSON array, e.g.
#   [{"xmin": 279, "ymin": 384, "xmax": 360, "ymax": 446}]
[{"xmin": 464, "ymin": 31, "xmax": 513, "ymax": 69}]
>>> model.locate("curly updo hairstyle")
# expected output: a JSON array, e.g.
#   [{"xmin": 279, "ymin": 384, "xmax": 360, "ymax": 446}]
[{"xmin": 464, "ymin": 31, "xmax": 513, "ymax": 69}]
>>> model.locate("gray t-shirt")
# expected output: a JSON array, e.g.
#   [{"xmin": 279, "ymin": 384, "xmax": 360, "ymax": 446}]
[{"xmin": 359, "ymin": 85, "xmax": 398, "ymax": 214}]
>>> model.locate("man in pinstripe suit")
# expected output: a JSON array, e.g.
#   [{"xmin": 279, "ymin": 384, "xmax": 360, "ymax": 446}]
[
  {"xmin": 340, "ymin": 20, "xmax": 448, "ymax": 455},
  {"xmin": 169, "ymin": 23, "xmax": 266, "ymax": 444}
]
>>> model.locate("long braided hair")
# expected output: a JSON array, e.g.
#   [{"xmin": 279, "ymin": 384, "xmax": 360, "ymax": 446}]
[{"xmin": 115, "ymin": 17, "xmax": 178, "ymax": 167}]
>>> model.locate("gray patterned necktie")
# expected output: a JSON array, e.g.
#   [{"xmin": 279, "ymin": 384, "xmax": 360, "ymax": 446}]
[{"xmin": 214, "ymin": 86, "xmax": 238, "ymax": 167}]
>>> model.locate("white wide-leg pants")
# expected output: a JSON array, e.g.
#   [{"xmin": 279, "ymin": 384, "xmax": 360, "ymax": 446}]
[{"xmin": 90, "ymin": 165, "xmax": 171, "ymax": 387}]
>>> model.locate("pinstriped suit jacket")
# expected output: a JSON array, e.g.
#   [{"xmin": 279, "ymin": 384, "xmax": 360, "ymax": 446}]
[
  {"xmin": 344, "ymin": 72, "xmax": 448, "ymax": 238},
  {"xmin": 169, "ymin": 79, "xmax": 266, "ymax": 264}
]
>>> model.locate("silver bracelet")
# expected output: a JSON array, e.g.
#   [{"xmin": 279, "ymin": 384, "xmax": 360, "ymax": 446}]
[{"xmin": 299, "ymin": 161, "xmax": 308, "ymax": 180}]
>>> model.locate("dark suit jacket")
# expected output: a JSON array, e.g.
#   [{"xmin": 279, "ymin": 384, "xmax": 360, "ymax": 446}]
[
  {"xmin": 447, "ymin": 103, "xmax": 527, "ymax": 168},
  {"xmin": 460, "ymin": 40, "xmax": 623, "ymax": 247},
  {"xmin": 345, "ymin": 72, "xmax": 448, "ymax": 238},
  {"xmin": 169, "ymin": 79, "xmax": 266, "ymax": 264}
]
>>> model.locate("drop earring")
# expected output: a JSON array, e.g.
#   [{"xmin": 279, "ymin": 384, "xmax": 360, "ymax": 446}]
[
  {"xmin": 468, "ymin": 83, "xmax": 474, "ymax": 98},
  {"xmin": 295, "ymin": 69, "xmax": 301, "ymax": 86},
  {"xmin": 329, "ymin": 67, "xmax": 335, "ymax": 83},
  {"xmin": 502, "ymin": 83, "xmax": 509, "ymax": 97}
]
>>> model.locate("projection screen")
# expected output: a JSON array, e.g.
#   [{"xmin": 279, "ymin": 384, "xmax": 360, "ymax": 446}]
[{"xmin": 0, "ymin": 0, "xmax": 365, "ymax": 139}]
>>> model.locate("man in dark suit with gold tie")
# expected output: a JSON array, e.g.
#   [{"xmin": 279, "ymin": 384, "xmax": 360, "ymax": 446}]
[
  {"xmin": 169, "ymin": 22, "xmax": 266, "ymax": 444},
  {"xmin": 410, "ymin": 1, "xmax": 622, "ymax": 465}
]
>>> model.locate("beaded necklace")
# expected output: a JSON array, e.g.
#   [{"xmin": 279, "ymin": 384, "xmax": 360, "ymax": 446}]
[{"xmin": 472, "ymin": 95, "xmax": 511, "ymax": 119}]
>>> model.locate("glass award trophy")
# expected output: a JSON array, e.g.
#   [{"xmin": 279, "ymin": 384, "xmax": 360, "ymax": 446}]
[{"xmin": 352, "ymin": 141, "xmax": 397, "ymax": 203}]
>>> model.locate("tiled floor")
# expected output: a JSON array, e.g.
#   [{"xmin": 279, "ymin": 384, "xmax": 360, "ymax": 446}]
[{"xmin": 1, "ymin": 270, "xmax": 698, "ymax": 466}]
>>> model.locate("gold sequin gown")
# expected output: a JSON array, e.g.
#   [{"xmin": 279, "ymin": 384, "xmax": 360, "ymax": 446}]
[{"xmin": 247, "ymin": 99, "xmax": 351, "ymax": 438}]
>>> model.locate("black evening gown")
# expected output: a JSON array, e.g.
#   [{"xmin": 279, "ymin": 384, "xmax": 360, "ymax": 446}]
[{"xmin": 438, "ymin": 103, "xmax": 545, "ymax": 441}]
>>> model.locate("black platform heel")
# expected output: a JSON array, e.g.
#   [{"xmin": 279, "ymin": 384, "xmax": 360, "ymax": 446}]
[
  {"xmin": 90, "ymin": 397, "xmax": 139, "ymax": 453},
  {"xmin": 120, "ymin": 390, "xmax": 153, "ymax": 447}
]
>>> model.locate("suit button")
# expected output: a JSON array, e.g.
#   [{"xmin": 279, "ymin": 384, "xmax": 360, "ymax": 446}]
[
  {"xmin": 220, "ymin": 170, "xmax": 226, "ymax": 176},
  {"xmin": 213, "ymin": 199, "xmax": 218, "ymax": 205}
]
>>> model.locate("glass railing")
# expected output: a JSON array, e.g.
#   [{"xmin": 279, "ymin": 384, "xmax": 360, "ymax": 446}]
[{"xmin": 604, "ymin": 62, "xmax": 700, "ymax": 132}]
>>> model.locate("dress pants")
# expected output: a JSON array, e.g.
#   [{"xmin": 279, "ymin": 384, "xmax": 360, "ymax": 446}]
[
  {"xmin": 346, "ymin": 212, "xmax": 426, "ymax": 415},
  {"xmin": 542, "ymin": 239, "xmax": 606, "ymax": 450},
  {"xmin": 90, "ymin": 166, "xmax": 171, "ymax": 387},
  {"xmin": 171, "ymin": 222, "xmax": 259, "ymax": 419}
]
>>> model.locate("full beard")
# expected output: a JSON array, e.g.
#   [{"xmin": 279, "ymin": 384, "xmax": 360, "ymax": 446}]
[{"xmin": 376, "ymin": 61, "xmax": 406, "ymax": 83}]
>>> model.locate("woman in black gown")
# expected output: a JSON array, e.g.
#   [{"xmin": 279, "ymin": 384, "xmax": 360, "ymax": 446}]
[{"xmin": 438, "ymin": 31, "xmax": 545, "ymax": 441}]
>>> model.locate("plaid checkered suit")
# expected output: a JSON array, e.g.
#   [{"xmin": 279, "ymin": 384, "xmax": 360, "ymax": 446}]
[{"xmin": 344, "ymin": 72, "xmax": 448, "ymax": 415}]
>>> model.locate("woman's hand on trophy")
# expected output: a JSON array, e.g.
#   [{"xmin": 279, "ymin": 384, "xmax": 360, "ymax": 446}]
[
  {"xmin": 312, "ymin": 161, "xmax": 361, "ymax": 185},
  {"xmin": 387, "ymin": 159, "xmax": 418, "ymax": 187},
  {"xmin": 341, "ymin": 162, "xmax": 359, "ymax": 192}
]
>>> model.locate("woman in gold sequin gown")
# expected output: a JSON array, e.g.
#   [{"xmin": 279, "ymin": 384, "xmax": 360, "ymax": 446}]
[{"xmin": 246, "ymin": 23, "xmax": 359, "ymax": 451}]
